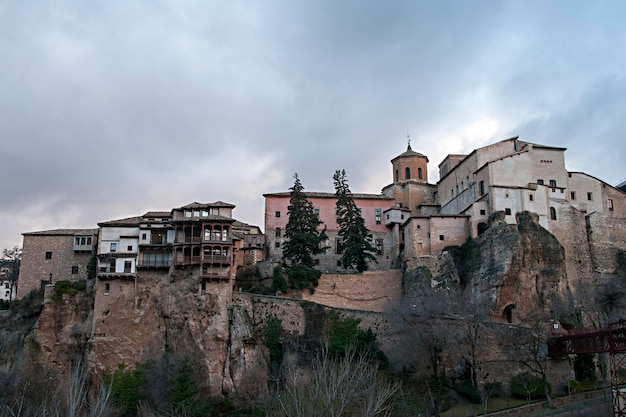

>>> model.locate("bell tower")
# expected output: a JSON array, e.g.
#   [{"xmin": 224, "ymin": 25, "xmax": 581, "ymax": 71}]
[{"xmin": 391, "ymin": 137, "xmax": 429, "ymax": 184}]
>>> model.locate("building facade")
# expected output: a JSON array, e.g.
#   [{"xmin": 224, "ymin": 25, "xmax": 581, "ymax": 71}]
[
  {"xmin": 264, "ymin": 192, "xmax": 398, "ymax": 272},
  {"xmin": 263, "ymin": 137, "xmax": 626, "ymax": 279},
  {"xmin": 17, "ymin": 229, "xmax": 97, "ymax": 299}
]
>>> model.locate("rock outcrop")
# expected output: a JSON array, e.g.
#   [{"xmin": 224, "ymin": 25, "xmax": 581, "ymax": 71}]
[{"xmin": 406, "ymin": 211, "xmax": 571, "ymax": 322}]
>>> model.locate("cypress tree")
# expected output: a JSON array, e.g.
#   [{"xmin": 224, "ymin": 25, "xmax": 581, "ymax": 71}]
[
  {"xmin": 283, "ymin": 173, "xmax": 327, "ymax": 267},
  {"xmin": 334, "ymin": 169, "xmax": 376, "ymax": 272}
]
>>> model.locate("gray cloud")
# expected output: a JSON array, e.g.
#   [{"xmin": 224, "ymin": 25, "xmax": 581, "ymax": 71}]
[{"xmin": 1, "ymin": 1, "xmax": 625, "ymax": 249}]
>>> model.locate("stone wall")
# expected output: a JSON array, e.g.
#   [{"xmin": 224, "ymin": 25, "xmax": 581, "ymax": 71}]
[
  {"xmin": 298, "ymin": 270, "xmax": 403, "ymax": 312},
  {"xmin": 587, "ymin": 211, "xmax": 626, "ymax": 275}
]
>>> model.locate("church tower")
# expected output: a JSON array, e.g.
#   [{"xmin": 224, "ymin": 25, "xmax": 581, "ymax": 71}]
[
  {"xmin": 391, "ymin": 142, "xmax": 429, "ymax": 184},
  {"xmin": 382, "ymin": 138, "xmax": 437, "ymax": 217}
]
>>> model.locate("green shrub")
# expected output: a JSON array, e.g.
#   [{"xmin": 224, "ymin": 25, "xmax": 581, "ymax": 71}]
[
  {"xmin": 52, "ymin": 280, "xmax": 86, "ymax": 301},
  {"xmin": 104, "ymin": 363, "xmax": 148, "ymax": 417},
  {"xmin": 453, "ymin": 380, "xmax": 481, "ymax": 403},
  {"xmin": 272, "ymin": 265, "xmax": 287, "ymax": 293},
  {"xmin": 574, "ymin": 353, "xmax": 596, "ymax": 381},
  {"xmin": 511, "ymin": 372, "xmax": 551, "ymax": 400},
  {"xmin": 564, "ymin": 379, "xmax": 579, "ymax": 394},
  {"xmin": 264, "ymin": 316, "xmax": 283, "ymax": 365},
  {"xmin": 326, "ymin": 311, "xmax": 388, "ymax": 367},
  {"xmin": 286, "ymin": 264, "xmax": 321, "ymax": 292}
]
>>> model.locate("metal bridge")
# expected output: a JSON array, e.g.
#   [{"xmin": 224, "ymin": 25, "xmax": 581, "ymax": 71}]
[{"xmin": 548, "ymin": 321, "xmax": 626, "ymax": 417}]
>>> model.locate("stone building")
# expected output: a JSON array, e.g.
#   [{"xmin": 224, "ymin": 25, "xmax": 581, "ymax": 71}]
[
  {"xmin": 17, "ymin": 229, "xmax": 97, "ymax": 299},
  {"xmin": 264, "ymin": 137, "xmax": 626, "ymax": 284},
  {"xmin": 0, "ymin": 267, "xmax": 17, "ymax": 302}
]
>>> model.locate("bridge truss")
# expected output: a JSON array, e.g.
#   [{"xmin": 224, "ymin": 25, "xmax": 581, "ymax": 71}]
[{"xmin": 548, "ymin": 321, "xmax": 626, "ymax": 417}]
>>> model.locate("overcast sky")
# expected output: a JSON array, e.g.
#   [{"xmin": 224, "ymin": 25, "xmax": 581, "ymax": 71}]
[{"xmin": 1, "ymin": 0, "xmax": 625, "ymax": 250}]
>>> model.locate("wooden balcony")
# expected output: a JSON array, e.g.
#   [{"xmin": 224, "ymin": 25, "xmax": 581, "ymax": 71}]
[
  {"xmin": 174, "ymin": 256, "xmax": 201, "ymax": 266},
  {"xmin": 137, "ymin": 259, "xmax": 172, "ymax": 269},
  {"xmin": 200, "ymin": 272, "xmax": 231, "ymax": 281}
]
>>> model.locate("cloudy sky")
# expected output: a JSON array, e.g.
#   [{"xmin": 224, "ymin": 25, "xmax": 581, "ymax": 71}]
[{"xmin": 1, "ymin": 0, "xmax": 625, "ymax": 250}]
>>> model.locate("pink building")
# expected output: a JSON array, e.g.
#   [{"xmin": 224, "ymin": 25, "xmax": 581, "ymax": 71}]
[{"xmin": 263, "ymin": 192, "xmax": 397, "ymax": 272}]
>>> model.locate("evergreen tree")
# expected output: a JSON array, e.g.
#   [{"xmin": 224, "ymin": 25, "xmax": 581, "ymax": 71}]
[
  {"xmin": 283, "ymin": 173, "xmax": 327, "ymax": 267},
  {"xmin": 334, "ymin": 169, "xmax": 377, "ymax": 272}
]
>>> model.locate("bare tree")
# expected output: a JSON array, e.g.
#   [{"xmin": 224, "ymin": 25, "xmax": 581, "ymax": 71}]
[
  {"xmin": 268, "ymin": 346, "xmax": 400, "ymax": 417},
  {"xmin": 386, "ymin": 289, "xmax": 459, "ymax": 383},
  {"xmin": 504, "ymin": 311, "xmax": 554, "ymax": 408},
  {"xmin": 2, "ymin": 360, "xmax": 116, "ymax": 417}
]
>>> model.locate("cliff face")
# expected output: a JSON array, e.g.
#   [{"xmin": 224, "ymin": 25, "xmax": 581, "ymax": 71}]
[
  {"xmin": 458, "ymin": 211, "xmax": 571, "ymax": 321},
  {"xmin": 2, "ymin": 268, "xmax": 267, "ymax": 402},
  {"xmin": 90, "ymin": 268, "xmax": 267, "ymax": 399}
]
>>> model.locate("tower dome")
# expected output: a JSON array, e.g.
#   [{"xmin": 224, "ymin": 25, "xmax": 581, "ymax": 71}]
[{"xmin": 391, "ymin": 142, "xmax": 429, "ymax": 184}]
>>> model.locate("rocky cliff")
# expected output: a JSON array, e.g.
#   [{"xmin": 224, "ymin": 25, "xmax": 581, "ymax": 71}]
[
  {"xmin": 0, "ymin": 269, "xmax": 268, "ymax": 404},
  {"xmin": 405, "ymin": 211, "xmax": 572, "ymax": 322}
]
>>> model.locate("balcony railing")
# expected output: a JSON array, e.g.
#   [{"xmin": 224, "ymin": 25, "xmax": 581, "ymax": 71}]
[
  {"xmin": 200, "ymin": 272, "xmax": 231, "ymax": 280},
  {"xmin": 137, "ymin": 260, "xmax": 172, "ymax": 268},
  {"xmin": 203, "ymin": 255, "xmax": 231, "ymax": 263},
  {"xmin": 174, "ymin": 256, "xmax": 201, "ymax": 266},
  {"xmin": 174, "ymin": 237, "xmax": 202, "ymax": 244}
]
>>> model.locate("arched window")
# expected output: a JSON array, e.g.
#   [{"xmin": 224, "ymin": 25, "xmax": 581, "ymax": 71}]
[
  {"xmin": 418, "ymin": 167, "xmax": 423, "ymax": 179},
  {"xmin": 405, "ymin": 167, "xmax": 411, "ymax": 179},
  {"xmin": 395, "ymin": 169, "xmax": 399, "ymax": 182},
  {"xmin": 550, "ymin": 207, "xmax": 557, "ymax": 220}
]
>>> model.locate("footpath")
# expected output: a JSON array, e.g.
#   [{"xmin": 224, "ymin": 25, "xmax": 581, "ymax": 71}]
[{"xmin": 483, "ymin": 390, "xmax": 611, "ymax": 417}]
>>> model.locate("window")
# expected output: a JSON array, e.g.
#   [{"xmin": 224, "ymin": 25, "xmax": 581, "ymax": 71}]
[
  {"xmin": 571, "ymin": 191, "xmax": 576, "ymax": 200},
  {"xmin": 480, "ymin": 209, "xmax": 486, "ymax": 215},
  {"xmin": 314, "ymin": 259, "xmax": 320, "ymax": 266},
  {"xmin": 608, "ymin": 199, "xmax": 614, "ymax": 211},
  {"xmin": 71, "ymin": 266, "xmax": 79, "ymax": 274},
  {"xmin": 479, "ymin": 181, "xmax": 485, "ymax": 195},
  {"xmin": 505, "ymin": 208, "xmax": 512, "ymax": 215},
  {"xmin": 375, "ymin": 208, "xmax": 382, "ymax": 224},
  {"xmin": 537, "ymin": 179, "xmax": 544, "ymax": 185},
  {"xmin": 124, "ymin": 261, "xmax": 132, "ymax": 273},
  {"xmin": 45, "ymin": 251, "xmax": 52, "ymax": 259},
  {"xmin": 405, "ymin": 167, "xmax": 411, "ymax": 179},
  {"xmin": 395, "ymin": 169, "xmax": 399, "ymax": 182},
  {"xmin": 275, "ymin": 211, "xmax": 281, "ymax": 217},
  {"xmin": 375, "ymin": 239, "xmax": 383, "ymax": 255},
  {"xmin": 276, "ymin": 227, "xmax": 281, "ymax": 238},
  {"xmin": 587, "ymin": 192, "xmax": 593, "ymax": 201},
  {"xmin": 314, "ymin": 207, "xmax": 320, "ymax": 218},
  {"xmin": 418, "ymin": 167, "xmax": 423, "ymax": 180},
  {"xmin": 417, "ymin": 224, "xmax": 421, "ymax": 229},
  {"xmin": 275, "ymin": 242, "xmax": 280, "ymax": 248},
  {"xmin": 104, "ymin": 283, "xmax": 110, "ymax": 295},
  {"xmin": 335, "ymin": 238, "xmax": 343, "ymax": 254},
  {"xmin": 549, "ymin": 179, "xmax": 556, "ymax": 187},
  {"xmin": 439, "ymin": 235, "xmax": 445, "ymax": 241},
  {"xmin": 550, "ymin": 207, "xmax": 557, "ymax": 220},
  {"xmin": 529, "ymin": 194, "xmax": 534, "ymax": 201},
  {"xmin": 110, "ymin": 243, "xmax": 117, "ymax": 252},
  {"xmin": 74, "ymin": 236, "xmax": 92, "ymax": 246},
  {"xmin": 142, "ymin": 233, "xmax": 147, "ymax": 240},
  {"xmin": 127, "ymin": 245, "xmax": 133, "ymax": 251}
]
